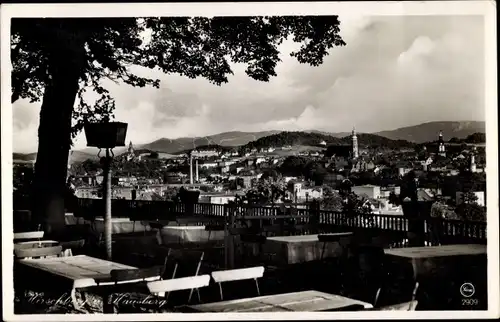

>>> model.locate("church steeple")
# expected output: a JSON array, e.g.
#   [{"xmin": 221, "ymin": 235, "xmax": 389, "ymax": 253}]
[
  {"xmin": 352, "ymin": 126, "xmax": 359, "ymax": 159},
  {"xmin": 126, "ymin": 141, "xmax": 135, "ymax": 161},
  {"xmin": 438, "ymin": 130, "xmax": 446, "ymax": 157},
  {"xmin": 470, "ymin": 146, "xmax": 477, "ymax": 173}
]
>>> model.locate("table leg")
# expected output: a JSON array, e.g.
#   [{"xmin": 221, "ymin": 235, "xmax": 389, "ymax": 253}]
[
  {"xmin": 102, "ymin": 291, "xmax": 114, "ymax": 313},
  {"xmin": 70, "ymin": 288, "xmax": 86, "ymax": 312},
  {"xmin": 321, "ymin": 242, "xmax": 327, "ymax": 260},
  {"xmin": 411, "ymin": 259, "xmax": 418, "ymax": 281}
]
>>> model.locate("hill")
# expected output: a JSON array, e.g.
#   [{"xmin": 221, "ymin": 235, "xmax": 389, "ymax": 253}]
[
  {"xmin": 141, "ymin": 130, "xmax": 280, "ymax": 154},
  {"xmin": 242, "ymin": 131, "xmax": 415, "ymax": 151},
  {"xmin": 77, "ymin": 146, "xmax": 129, "ymax": 156},
  {"xmin": 13, "ymin": 150, "xmax": 97, "ymax": 164},
  {"xmin": 374, "ymin": 121, "xmax": 485, "ymax": 143},
  {"xmin": 306, "ymin": 130, "xmax": 351, "ymax": 138},
  {"xmin": 13, "ymin": 152, "xmax": 37, "ymax": 161},
  {"xmin": 344, "ymin": 133, "xmax": 417, "ymax": 149}
]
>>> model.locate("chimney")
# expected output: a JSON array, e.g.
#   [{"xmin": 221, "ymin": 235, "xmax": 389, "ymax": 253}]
[
  {"xmin": 196, "ymin": 159, "xmax": 199, "ymax": 183},
  {"xmin": 189, "ymin": 153, "xmax": 194, "ymax": 185}
]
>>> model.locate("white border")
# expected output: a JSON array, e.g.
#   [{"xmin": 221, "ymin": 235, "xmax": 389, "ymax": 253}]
[{"xmin": 1, "ymin": 1, "xmax": 498, "ymax": 321}]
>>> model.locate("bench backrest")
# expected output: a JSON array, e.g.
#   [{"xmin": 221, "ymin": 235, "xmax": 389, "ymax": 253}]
[
  {"xmin": 211, "ymin": 266, "xmax": 265, "ymax": 283},
  {"xmin": 59, "ymin": 239, "xmax": 85, "ymax": 250},
  {"xmin": 14, "ymin": 240, "xmax": 59, "ymax": 251},
  {"xmin": 147, "ymin": 275, "xmax": 211, "ymax": 295},
  {"xmin": 205, "ymin": 224, "xmax": 225, "ymax": 231},
  {"xmin": 14, "ymin": 231, "xmax": 44, "ymax": 241},
  {"xmin": 149, "ymin": 221, "xmax": 164, "ymax": 230},
  {"xmin": 15, "ymin": 245, "xmax": 62, "ymax": 259},
  {"xmin": 110, "ymin": 266, "xmax": 163, "ymax": 282}
]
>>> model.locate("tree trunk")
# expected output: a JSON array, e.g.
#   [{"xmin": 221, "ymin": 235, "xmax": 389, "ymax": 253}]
[{"xmin": 31, "ymin": 27, "xmax": 85, "ymax": 238}]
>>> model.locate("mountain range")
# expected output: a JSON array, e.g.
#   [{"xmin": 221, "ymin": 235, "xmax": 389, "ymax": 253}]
[
  {"xmin": 374, "ymin": 121, "xmax": 485, "ymax": 143},
  {"xmin": 13, "ymin": 121, "xmax": 485, "ymax": 163}
]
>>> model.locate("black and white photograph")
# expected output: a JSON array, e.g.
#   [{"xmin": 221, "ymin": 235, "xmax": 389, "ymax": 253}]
[{"xmin": 1, "ymin": 1, "xmax": 498, "ymax": 320}]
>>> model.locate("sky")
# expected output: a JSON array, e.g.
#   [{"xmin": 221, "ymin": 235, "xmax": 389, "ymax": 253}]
[{"xmin": 12, "ymin": 15, "xmax": 485, "ymax": 153}]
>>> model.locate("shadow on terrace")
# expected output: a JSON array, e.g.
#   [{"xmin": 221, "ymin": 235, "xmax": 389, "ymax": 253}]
[{"xmin": 13, "ymin": 198, "xmax": 487, "ymax": 313}]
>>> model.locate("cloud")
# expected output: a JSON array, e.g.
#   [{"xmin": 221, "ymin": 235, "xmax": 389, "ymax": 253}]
[
  {"xmin": 397, "ymin": 36, "xmax": 436, "ymax": 67},
  {"xmin": 12, "ymin": 15, "xmax": 485, "ymax": 153}
]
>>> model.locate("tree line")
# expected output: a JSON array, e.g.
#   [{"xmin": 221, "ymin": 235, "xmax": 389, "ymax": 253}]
[{"xmin": 241, "ymin": 131, "xmax": 416, "ymax": 151}]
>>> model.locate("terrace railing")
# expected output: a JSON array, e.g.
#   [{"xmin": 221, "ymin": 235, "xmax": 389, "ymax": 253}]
[{"xmin": 71, "ymin": 198, "xmax": 487, "ymax": 245}]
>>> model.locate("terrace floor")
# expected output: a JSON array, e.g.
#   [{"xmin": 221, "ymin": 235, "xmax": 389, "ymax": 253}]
[{"xmin": 13, "ymin": 228, "xmax": 488, "ymax": 314}]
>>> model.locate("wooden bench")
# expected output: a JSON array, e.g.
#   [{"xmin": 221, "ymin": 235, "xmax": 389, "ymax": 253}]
[
  {"xmin": 211, "ymin": 266, "xmax": 265, "ymax": 301},
  {"xmin": 147, "ymin": 275, "xmax": 211, "ymax": 311},
  {"xmin": 14, "ymin": 245, "xmax": 63, "ymax": 259},
  {"xmin": 14, "ymin": 240, "xmax": 59, "ymax": 250},
  {"xmin": 93, "ymin": 266, "xmax": 163, "ymax": 313},
  {"xmin": 14, "ymin": 231, "xmax": 44, "ymax": 242}
]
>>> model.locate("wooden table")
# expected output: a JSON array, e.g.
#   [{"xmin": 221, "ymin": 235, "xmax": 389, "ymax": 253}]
[
  {"xmin": 186, "ymin": 290, "xmax": 373, "ymax": 312},
  {"xmin": 159, "ymin": 225, "xmax": 225, "ymax": 244},
  {"xmin": 263, "ymin": 233, "xmax": 353, "ymax": 265},
  {"xmin": 18, "ymin": 255, "xmax": 160, "ymax": 311},
  {"xmin": 384, "ymin": 244, "xmax": 487, "ymax": 280}
]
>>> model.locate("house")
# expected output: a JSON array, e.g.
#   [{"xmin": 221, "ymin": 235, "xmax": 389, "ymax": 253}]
[
  {"xmin": 255, "ymin": 157, "xmax": 266, "ymax": 165},
  {"xmin": 116, "ymin": 176, "xmax": 138, "ymax": 187},
  {"xmin": 296, "ymin": 187, "xmax": 323, "ymax": 201},
  {"xmin": 456, "ymin": 191, "xmax": 485, "ymax": 207},
  {"xmin": 352, "ymin": 185, "xmax": 381, "ymax": 199},
  {"xmin": 417, "ymin": 188, "xmax": 436, "ymax": 201},
  {"xmin": 199, "ymin": 192, "xmax": 237, "ymax": 204},
  {"xmin": 398, "ymin": 167, "xmax": 413, "ymax": 177},
  {"xmin": 373, "ymin": 165, "xmax": 387, "ymax": 174},
  {"xmin": 192, "ymin": 149, "xmax": 219, "ymax": 158},
  {"xmin": 200, "ymin": 162, "xmax": 218, "ymax": 169},
  {"xmin": 75, "ymin": 187, "xmax": 99, "ymax": 199},
  {"xmin": 372, "ymin": 200, "xmax": 404, "ymax": 216},
  {"xmin": 420, "ymin": 156, "xmax": 434, "ymax": 166},
  {"xmin": 240, "ymin": 175, "xmax": 258, "ymax": 188}
]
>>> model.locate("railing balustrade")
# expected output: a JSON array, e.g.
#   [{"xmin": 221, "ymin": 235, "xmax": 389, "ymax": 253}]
[{"xmin": 24, "ymin": 198, "xmax": 486, "ymax": 244}]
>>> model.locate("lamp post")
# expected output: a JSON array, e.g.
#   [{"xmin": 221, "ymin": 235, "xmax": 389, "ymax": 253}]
[{"xmin": 84, "ymin": 121, "xmax": 128, "ymax": 260}]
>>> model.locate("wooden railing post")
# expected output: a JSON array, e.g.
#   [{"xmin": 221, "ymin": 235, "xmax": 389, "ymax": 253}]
[
  {"xmin": 223, "ymin": 204, "xmax": 228, "ymax": 268},
  {"xmin": 309, "ymin": 200, "xmax": 320, "ymax": 232},
  {"xmin": 224, "ymin": 204, "xmax": 235, "ymax": 269}
]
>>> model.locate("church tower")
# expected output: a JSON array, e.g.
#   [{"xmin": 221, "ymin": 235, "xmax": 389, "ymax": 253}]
[
  {"xmin": 126, "ymin": 141, "xmax": 135, "ymax": 161},
  {"xmin": 352, "ymin": 127, "xmax": 359, "ymax": 159},
  {"xmin": 470, "ymin": 146, "xmax": 477, "ymax": 173},
  {"xmin": 438, "ymin": 131, "xmax": 446, "ymax": 157}
]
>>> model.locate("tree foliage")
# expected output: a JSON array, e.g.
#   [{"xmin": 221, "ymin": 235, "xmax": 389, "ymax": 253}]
[
  {"xmin": 243, "ymin": 131, "xmax": 415, "ymax": 152},
  {"xmin": 12, "ymin": 16, "xmax": 346, "ymax": 136},
  {"xmin": 320, "ymin": 185, "xmax": 343, "ymax": 211},
  {"xmin": 12, "ymin": 16, "xmax": 347, "ymax": 233},
  {"xmin": 279, "ymin": 156, "xmax": 328, "ymax": 183},
  {"xmin": 455, "ymin": 191, "xmax": 486, "ymax": 222},
  {"xmin": 241, "ymin": 178, "xmax": 288, "ymax": 206},
  {"xmin": 464, "ymin": 132, "xmax": 486, "ymax": 143},
  {"xmin": 430, "ymin": 201, "xmax": 459, "ymax": 220}
]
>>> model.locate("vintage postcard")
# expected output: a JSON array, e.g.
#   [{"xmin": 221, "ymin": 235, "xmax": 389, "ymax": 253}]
[{"xmin": 1, "ymin": 1, "xmax": 498, "ymax": 320}]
